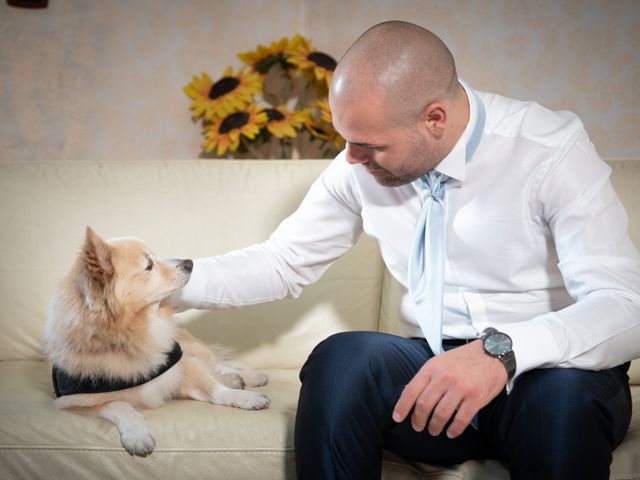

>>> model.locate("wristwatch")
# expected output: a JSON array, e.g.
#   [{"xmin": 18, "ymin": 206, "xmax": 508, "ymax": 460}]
[{"xmin": 481, "ymin": 327, "xmax": 516, "ymax": 380}]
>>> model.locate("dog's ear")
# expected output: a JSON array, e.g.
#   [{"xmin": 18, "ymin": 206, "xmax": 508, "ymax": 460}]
[{"xmin": 82, "ymin": 226, "xmax": 114, "ymax": 287}]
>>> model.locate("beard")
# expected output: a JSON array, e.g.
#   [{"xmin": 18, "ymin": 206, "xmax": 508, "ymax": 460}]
[
  {"xmin": 371, "ymin": 168, "xmax": 421, "ymax": 187},
  {"xmin": 370, "ymin": 134, "xmax": 442, "ymax": 187}
]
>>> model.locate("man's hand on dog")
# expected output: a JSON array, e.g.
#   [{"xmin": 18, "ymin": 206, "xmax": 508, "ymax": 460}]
[{"xmin": 392, "ymin": 340, "xmax": 507, "ymax": 439}]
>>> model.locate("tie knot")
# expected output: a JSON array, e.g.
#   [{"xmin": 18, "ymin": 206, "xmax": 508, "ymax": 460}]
[{"xmin": 421, "ymin": 171, "xmax": 448, "ymax": 201}]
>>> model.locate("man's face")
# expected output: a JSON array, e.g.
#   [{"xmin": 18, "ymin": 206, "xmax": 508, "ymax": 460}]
[{"xmin": 330, "ymin": 96, "xmax": 444, "ymax": 187}]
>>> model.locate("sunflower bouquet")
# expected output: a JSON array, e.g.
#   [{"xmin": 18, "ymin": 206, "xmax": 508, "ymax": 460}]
[{"xmin": 183, "ymin": 35, "xmax": 344, "ymax": 159}]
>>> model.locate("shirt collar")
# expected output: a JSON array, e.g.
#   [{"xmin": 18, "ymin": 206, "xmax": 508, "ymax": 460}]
[{"xmin": 433, "ymin": 80, "xmax": 482, "ymax": 183}]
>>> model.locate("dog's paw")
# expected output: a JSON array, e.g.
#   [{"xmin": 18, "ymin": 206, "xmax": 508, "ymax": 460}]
[
  {"xmin": 240, "ymin": 371, "xmax": 269, "ymax": 388},
  {"xmin": 121, "ymin": 428, "xmax": 156, "ymax": 457},
  {"xmin": 212, "ymin": 388, "xmax": 271, "ymax": 410},
  {"xmin": 242, "ymin": 371, "xmax": 269, "ymax": 387},
  {"xmin": 219, "ymin": 373, "xmax": 246, "ymax": 390},
  {"xmin": 239, "ymin": 391, "xmax": 271, "ymax": 410}
]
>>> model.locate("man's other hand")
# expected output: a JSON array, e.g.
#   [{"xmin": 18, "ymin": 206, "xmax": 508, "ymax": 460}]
[{"xmin": 392, "ymin": 340, "xmax": 507, "ymax": 438}]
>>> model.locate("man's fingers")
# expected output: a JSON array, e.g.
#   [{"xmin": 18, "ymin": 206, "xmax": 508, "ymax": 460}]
[
  {"xmin": 393, "ymin": 342, "xmax": 505, "ymax": 438},
  {"xmin": 426, "ymin": 392, "xmax": 459, "ymax": 436},
  {"xmin": 411, "ymin": 388, "xmax": 447, "ymax": 433},
  {"xmin": 446, "ymin": 401, "xmax": 477, "ymax": 439},
  {"xmin": 392, "ymin": 371, "xmax": 430, "ymax": 423}
]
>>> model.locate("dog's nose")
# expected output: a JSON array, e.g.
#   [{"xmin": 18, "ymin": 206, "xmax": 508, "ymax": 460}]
[{"xmin": 180, "ymin": 259, "xmax": 193, "ymax": 273}]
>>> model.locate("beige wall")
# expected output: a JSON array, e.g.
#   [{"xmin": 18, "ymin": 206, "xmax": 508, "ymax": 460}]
[{"xmin": 1, "ymin": 0, "xmax": 638, "ymax": 162}]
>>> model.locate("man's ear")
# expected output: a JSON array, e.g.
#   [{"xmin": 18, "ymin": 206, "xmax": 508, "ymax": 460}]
[
  {"xmin": 82, "ymin": 226, "xmax": 114, "ymax": 287},
  {"xmin": 419, "ymin": 102, "xmax": 446, "ymax": 140}
]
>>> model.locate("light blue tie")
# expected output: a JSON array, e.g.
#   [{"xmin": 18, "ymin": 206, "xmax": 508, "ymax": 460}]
[
  {"xmin": 408, "ymin": 171, "xmax": 448, "ymax": 354},
  {"xmin": 408, "ymin": 87, "xmax": 486, "ymax": 355}
]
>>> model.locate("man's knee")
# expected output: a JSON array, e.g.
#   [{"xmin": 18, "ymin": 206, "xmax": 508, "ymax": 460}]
[
  {"xmin": 295, "ymin": 331, "xmax": 394, "ymax": 479},
  {"xmin": 505, "ymin": 367, "xmax": 631, "ymax": 479},
  {"xmin": 297, "ymin": 332, "xmax": 395, "ymax": 430},
  {"xmin": 516, "ymin": 368, "xmax": 629, "ymax": 435},
  {"xmin": 300, "ymin": 331, "xmax": 397, "ymax": 382}
]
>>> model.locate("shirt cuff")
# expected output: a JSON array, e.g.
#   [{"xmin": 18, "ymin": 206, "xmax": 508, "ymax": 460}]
[{"xmin": 499, "ymin": 316, "xmax": 563, "ymax": 392}]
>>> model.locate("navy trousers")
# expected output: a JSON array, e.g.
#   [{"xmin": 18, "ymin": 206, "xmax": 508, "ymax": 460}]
[{"xmin": 294, "ymin": 332, "xmax": 632, "ymax": 480}]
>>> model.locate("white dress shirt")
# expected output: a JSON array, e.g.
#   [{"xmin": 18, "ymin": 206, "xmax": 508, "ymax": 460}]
[{"xmin": 175, "ymin": 82, "xmax": 640, "ymax": 382}]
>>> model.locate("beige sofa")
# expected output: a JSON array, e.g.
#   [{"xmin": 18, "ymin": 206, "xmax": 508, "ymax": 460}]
[{"xmin": 0, "ymin": 159, "xmax": 638, "ymax": 479}]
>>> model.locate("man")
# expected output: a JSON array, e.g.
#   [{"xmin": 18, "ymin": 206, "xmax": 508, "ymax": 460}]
[{"xmin": 175, "ymin": 21, "xmax": 640, "ymax": 479}]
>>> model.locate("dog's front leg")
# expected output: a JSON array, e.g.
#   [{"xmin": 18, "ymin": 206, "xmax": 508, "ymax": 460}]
[
  {"xmin": 210, "ymin": 382, "xmax": 271, "ymax": 410},
  {"xmin": 94, "ymin": 401, "xmax": 155, "ymax": 457},
  {"xmin": 217, "ymin": 362, "xmax": 269, "ymax": 388}
]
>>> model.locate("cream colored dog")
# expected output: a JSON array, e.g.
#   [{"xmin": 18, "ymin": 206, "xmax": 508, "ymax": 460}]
[{"xmin": 43, "ymin": 227, "xmax": 269, "ymax": 457}]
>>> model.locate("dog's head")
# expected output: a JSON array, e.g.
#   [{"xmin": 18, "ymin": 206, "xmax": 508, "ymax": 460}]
[{"xmin": 80, "ymin": 226, "xmax": 193, "ymax": 316}]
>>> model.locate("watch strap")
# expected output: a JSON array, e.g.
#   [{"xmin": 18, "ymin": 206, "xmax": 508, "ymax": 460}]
[{"xmin": 499, "ymin": 350, "xmax": 516, "ymax": 380}]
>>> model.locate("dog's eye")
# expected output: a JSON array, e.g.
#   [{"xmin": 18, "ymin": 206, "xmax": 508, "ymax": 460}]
[{"xmin": 145, "ymin": 259, "xmax": 153, "ymax": 271}]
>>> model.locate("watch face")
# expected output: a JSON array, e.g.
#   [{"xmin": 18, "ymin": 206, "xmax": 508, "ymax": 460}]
[{"xmin": 484, "ymin": 332, "xmax": 512, "ymax": 356}]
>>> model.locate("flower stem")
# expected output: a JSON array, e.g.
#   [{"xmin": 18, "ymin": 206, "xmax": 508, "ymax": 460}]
[{"xmin": 240, "ymin": 136, "xmax": 262, "ymax": 159}]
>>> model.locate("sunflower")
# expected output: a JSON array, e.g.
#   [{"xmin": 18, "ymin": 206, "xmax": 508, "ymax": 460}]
[
  {"xmin": 286, "ymin": 40, "xmax": 337, "ymax": 88},
  {"xmin": 315, "ymin": 99, "xmax": 333, "ymax": 124},
  {"xmin": 203, "ymin": 105, "xmax": 268, "ymax": 156},
  {"xmin": 262, "ymin": 105, "xmax": 306, "ymax": 139},
  {"xmin": 183, "ymin": 67, "xmax": 263, "ymax": 121},
  {"xmin": 239, "ymin": 36, "xmax": 292, "ymax": 74},
  {"xmin": 286, "ymin": 34, "xmax": 312, "ymax": 53},
  {"xmin": 302, "ymin": 108, "xmax": 345, "ymax": 149}
]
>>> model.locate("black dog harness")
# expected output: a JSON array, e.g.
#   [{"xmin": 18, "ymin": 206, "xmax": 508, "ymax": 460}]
[{"xmin": 52, "ymin": 342, "xmax": 183, "ymax": 397}]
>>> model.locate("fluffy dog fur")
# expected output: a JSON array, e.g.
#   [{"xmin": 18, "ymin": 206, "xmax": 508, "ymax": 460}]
[{"xmin": 43, "ymin": 227, "xmax": 269, "ymax": 457}]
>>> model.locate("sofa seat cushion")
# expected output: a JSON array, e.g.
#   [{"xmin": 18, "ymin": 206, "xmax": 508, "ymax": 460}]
[
  {"xmin": 0, "ymin": 361, "xmax": 302, "ymax": 479},
  {"xmin": 1, "ymin": 360, "xmax": 639, "ymax": 479}
]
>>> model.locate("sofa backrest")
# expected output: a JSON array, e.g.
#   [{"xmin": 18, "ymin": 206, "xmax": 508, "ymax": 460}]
[
  {"xmin": 1, "ymin": 159, "xmax": 638, "ymax": 381},
  {"xmin": 0, "ymin": 160, "xmax": 382, "ymax": 369}
]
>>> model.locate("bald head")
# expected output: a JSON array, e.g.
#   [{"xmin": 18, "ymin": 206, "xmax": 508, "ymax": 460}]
[{"xmin": 331, "ymin": 21, "xmax": 459, "ymax": 124}]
